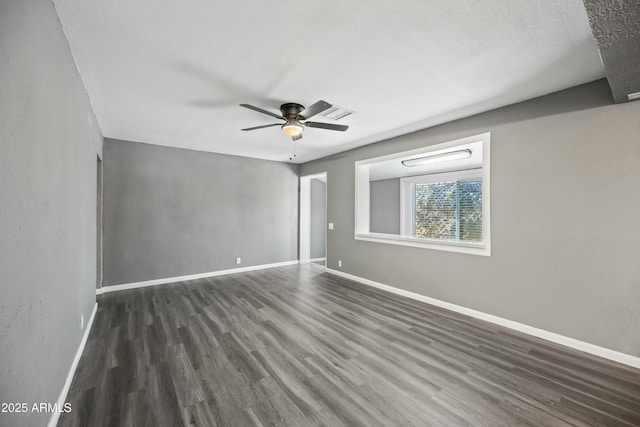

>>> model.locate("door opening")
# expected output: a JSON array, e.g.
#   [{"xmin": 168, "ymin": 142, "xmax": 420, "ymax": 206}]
[
  {"xmin": 300, "ymin": 172, "xmax": 327, "ymax": 268},
  {"xmin": 96, "ymin": 156, "xmax": 103, "ymax": 293}
]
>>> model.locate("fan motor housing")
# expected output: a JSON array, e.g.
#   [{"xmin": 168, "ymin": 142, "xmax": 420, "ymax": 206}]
[{"xmin": 280, "ymin": 103, "xmax": 305, "ymax": 118}]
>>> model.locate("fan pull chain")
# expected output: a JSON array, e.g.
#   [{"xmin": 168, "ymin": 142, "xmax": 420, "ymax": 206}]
[{"xmin": 289, "ymin": 140, "xmax": 297, "ymax": 161}]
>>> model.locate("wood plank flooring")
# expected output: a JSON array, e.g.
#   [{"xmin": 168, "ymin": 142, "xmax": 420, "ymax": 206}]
[{"xmin": 58, "ymin": 265, "xmax": 640, "ymax": 426}]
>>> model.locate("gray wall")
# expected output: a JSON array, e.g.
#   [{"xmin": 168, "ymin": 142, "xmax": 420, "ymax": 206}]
[
  {"xmin": 103, "ymin": 139, "xmax": 299, "ymax": 285},
  {"xmin": 0, "ymin": 1, "xmax": 102, "ymax": 426},
  {"xmin": 310, "ymin": 179, "xmax": 326, "ymax": 259},
  {"xmin": 370, "ymin": 178, "xmax": 400, "ymax": 234},
  {"xmin": 301, "ymin": 80, "xmax": 640, "ymax": 357}
]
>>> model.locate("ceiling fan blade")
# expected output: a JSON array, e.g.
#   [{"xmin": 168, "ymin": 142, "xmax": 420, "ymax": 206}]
[
  {"xmin": 241, "ymin": 123, "xmax": 282, "ymax": 131},
  {"xmin": 299, "ymin": 100, "xmax": 332, "ymax": 120},
  {"xmin": 292, "ymin": 133, "xmax": 303, "ymax": 141},
  {"xmin": 304, "ymin": 121, "xmax": 349, "ymax": 132},
  {"xmin": 240, "ymin": 104, "xmax": 285, "ymax": 120}
]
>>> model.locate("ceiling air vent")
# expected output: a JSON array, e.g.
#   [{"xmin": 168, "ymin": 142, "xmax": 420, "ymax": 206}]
[{"xmin": 320, "ymin": 104, "xmax": 355, "ymax": 120}]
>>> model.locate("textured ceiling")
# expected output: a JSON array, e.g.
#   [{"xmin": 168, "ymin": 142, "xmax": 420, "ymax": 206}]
[
  {"xmin": 583, "ymin": 0, "xmax": 640, "ymax": 102},
  {"xmin": 53, "ymin": 0, "xmax": 605, "ymax": 163},
  {"xmin": 583, "ymin": 0, "xmax": 640, "ymax": 48}
]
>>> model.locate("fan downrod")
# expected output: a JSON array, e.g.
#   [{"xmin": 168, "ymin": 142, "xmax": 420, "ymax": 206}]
[{"xmin": 280, "ymin": 103, "xmax": 305, "ymax": 118}]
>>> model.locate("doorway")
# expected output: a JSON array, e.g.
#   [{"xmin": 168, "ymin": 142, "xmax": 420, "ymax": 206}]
[
  {"xmin": 96, "ymin": 156, "xmax": 103, "ymax": 292},
  {"xmin": 300, "ymin": 172, "xmax": 327, "ymax": 267}
]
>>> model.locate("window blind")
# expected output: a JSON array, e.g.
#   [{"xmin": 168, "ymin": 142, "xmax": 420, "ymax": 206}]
[{"xmin": 413, "ymin": 178, "xmax": 482, "ymax": 242}]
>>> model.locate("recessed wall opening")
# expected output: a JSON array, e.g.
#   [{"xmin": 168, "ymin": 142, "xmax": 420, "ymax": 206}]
[{"xmin": 355, "ymin": 132, "xmax": 491, "ymax": 256}]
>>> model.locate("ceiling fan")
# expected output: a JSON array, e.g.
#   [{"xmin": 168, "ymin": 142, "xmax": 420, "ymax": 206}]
[{"xmin": 240, "ymin": 100, "xmax": 349, "ymax": 141}]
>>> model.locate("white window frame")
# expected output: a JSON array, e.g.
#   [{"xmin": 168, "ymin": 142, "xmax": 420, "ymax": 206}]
[{"xmin": 355, "ymin": 132, "xmax": 491, "ymax": 256}]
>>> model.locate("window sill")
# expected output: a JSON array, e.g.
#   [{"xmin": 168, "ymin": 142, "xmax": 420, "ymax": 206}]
[{"xmin": 354, "ymin": 232, "xmax": 491, "ymax": 256}]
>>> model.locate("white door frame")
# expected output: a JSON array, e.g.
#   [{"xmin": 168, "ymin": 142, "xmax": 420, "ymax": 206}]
[{"xmin": 299, "ymin": 172, "xmax": 327, "ymax": 265}]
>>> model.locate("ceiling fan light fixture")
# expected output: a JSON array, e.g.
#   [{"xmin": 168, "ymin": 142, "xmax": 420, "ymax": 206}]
[
  {"xmin": 240, "ymin": 101, "xmax": 348, "ymax": 143},
  {"xmin": 282, "ymin": 122, "xmax": 304, "ymax": 137}
]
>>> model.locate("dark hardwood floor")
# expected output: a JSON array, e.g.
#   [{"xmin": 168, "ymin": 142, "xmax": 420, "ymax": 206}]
[{"xmin": 59, "ymin": 265, "xmax": 640, "ymax": 426}]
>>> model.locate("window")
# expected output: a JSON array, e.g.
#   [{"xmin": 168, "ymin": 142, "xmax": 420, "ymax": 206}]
[
  {"xmin": 401, "ymin": 169, "xmax": 483, "ymax": 243},
  {"xmin": 355, "ymin": 132, "xmax": 490, "ymax": 256}
]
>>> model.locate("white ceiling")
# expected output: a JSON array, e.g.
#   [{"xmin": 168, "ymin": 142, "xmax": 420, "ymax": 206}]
[{"xmin": 53, "ymin": 0, "xmax": 604, "ymax": 164}]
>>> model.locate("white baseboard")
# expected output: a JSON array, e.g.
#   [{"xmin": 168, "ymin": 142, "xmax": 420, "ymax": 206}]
[
  {"xmin": 100, "ymin": 260, "xmax": 300, "ymax": 294},
  {"xmin": 326, "ymin": 268, "xmax": 640, "ymax": 370},
  {"xmin": 48, "ymin": 302, "xmax": 98, "ymax": 427},
  {"xmin": 300, "ymin": 257, "xmax": 326, "ymax": 264}
]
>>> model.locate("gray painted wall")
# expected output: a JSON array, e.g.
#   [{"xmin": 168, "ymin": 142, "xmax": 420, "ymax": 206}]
[
  {"xmin": 301, "ymin": 80, "xmax": 640, "ymax": 357},
  {"xmin": 103, "ymin": 139, "xmax": 299, "ymax": 285},
  {"xmin": 310, "ymin": 179, "xmax": 326, "ymax": 259},
  {"xmin": 370, "ymin": 178, "xmax": 400, "ymax": 234},
  {"xmin": 0, "ymin": 1, "xmax": 102, "ymax": 426}
]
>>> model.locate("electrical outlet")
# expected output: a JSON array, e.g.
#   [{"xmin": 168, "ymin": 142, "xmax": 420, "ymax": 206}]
[
  {"xmin": 81, "ymin": 314, "xmax": 84, "ymax": 330},
  {"xmin": 236, "ymin": 257, "xmax": 241, "ymax": 265},
  {"xmin": 328, "ymin": 222, "xmax": 334, "ymax": 230},
  {"xmin": 338, "ymin": 260, "xmax": 342, "ymax": 268}
]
